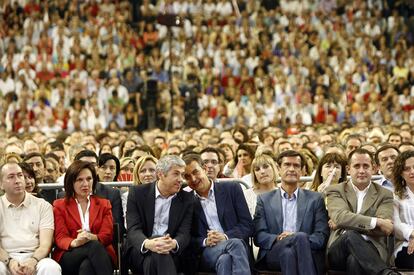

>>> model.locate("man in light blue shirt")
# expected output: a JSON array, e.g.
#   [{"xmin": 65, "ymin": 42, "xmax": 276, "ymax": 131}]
[
  {"xmin": 125, "ymin": 155, "xmax": 194, "ymax": 275},
  {"xmin": 254, "ymin": 150, "xmax": 329, "ymax": 275},
  {"xmin": 183, "ymin": 154, "xmax": 253, "ymax": 275}
]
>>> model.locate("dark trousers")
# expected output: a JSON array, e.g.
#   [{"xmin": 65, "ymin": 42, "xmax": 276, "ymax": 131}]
[
  {"xmin": 328, "ymin": 231, "xmax": 391, "ymax": 275},
  {"xmin": 395, "ymin": 246, "xmax": 414, "ymax": 269},
  {"xmin": 265, "ymin": 232, "xmax": 317, "ymax": 275},
  {"xmin": 60, "ymin": 240, "xmax": 113, "ymax": 275},
  {"xmin": 128, "ymin": 246, "xmax": 179, "ymax": 275}
]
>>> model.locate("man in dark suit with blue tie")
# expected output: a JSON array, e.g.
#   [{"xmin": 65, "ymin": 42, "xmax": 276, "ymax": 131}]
[
  {"xmin": 183, "ymin": 153, "xmax": 253, "ymax": 275},
  {"xmin": 254, "ymin": 150, "xmax": 329, "ymax": 275},
  {"xmin": 125, "ymin": 155, "xmax": 194, "ymax": 275}
]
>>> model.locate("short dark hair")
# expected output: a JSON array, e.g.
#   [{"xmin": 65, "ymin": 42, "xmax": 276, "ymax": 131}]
[
  {"xmin": 44, "ymin": 152, "xmax": 60, "ymax": 163},
  {"xmin": 74, "ymin": 150, "xmax": 98, "ymax": 162},
  {"xmin": 23, "ymin": 152, "xmax": 46, "ymax": 166},
  {"xmin": 49, "ymin": 141, "xmax": 64, "ymax": 151},
  {"xmin": 19, "ymin": 162, "xmax": 39, "ymax": 192},
  {"xmin": 387, "ymin": 132, "xmax": 402, "ymax": 141},
  {"xmin": 344, "ymin": 134, "xmax": 362, "ymax": 145},
  {"xmin": 200, "ymin": 147, "xmax": 221, "ymax": 163},
  {"xmin": 234, "ymin": 143, "xmax": 255, "ymax": 164},
  {"xmin": 232, "ymin": 126, "xmax": 249, "ymax": 144},
  {"xmin": 19, "ymin": 162, "xmax": 36, "ymax": 180},
  {"xmin": 276, "ymin": 150, "xmax": 306, "ymax": 168},
  {"xmin": 64, "ymin": 160, "xmax": 98, "ymax": 200},
  {"xmin": 98, "ymin": 153, "xmax": 120, "ymax": 181},
  {"xmin": 348, "ymin": 148, "xmax": 374, "ymax": 164},
  {"xmin": 374, "ymin": 144, "xmax": 399, "ymax": 165},
  {"xmin": 182, "ymin": 153, "xmax": 203, "ymax": 167}
]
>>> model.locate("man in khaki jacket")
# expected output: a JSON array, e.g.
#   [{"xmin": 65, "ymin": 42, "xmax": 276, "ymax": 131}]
[{"xmin": 326, "ymin": 148, "xmax": 398, "ymax": 275}]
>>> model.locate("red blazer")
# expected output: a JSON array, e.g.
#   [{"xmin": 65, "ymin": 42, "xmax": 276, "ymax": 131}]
[{"xmin": 52, "ymin": 196, "xmax": 116, "ymax": 264}]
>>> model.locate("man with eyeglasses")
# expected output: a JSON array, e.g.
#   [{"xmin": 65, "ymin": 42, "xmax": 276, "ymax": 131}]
[{"xmin": 200, "ymin": 147, "xmax": 221, "ymax": 181}]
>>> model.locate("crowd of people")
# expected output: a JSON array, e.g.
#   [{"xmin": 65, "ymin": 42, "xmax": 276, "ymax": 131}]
[
  {"xmin": 0, "ymin": 0, "xmax": 413, "ymax": 134},
  {"xmin": 1, "ymin": 132, "xmax": 414, "ymax": 274},
  {"xmin": 1, "ymin": 0, "xmax": 414, "ymax": 274}
]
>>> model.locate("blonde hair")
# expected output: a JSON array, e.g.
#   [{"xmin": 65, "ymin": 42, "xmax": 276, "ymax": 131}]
[
  {"xmin": 251, "ymin": 154, "xmax": 278, "ymax": 189},
  {"xmin": 133, "ymin": 155, "xmax": 158, "ymax": 185},
  {"xmin": 119, "ymin": 157, "xmax": 135, "ymax": 170}
]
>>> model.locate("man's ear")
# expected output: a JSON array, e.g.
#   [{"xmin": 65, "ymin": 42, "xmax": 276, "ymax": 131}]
[
  {"xmin": 346, "ymin": 165, "xmax": 350, "ymax": 175},
  {"xmin": 156, "ymin": 170, "xmax": 163, "ymax": 180}
]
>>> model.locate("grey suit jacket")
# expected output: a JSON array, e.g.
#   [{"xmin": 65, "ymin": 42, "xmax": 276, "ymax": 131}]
[
  {"xmin": 254, "ymin": 188, "xmax": 329, "ymax": 262},
  {"xmin": 326, "ymin": 180, "xmax": 394, "ymax": 262}
]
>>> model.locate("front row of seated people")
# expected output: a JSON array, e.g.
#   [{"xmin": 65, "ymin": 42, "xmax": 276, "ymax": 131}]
[{"xmin": 0, "ymin": 149, "xmax": 413, "ymax": 274}]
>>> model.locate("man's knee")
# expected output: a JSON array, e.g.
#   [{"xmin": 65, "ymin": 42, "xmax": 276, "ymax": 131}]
[
  {"xmin": 343, "ymin": 230, "xmax": 364, "ymax": 245},
  {"xmin": 36, "ymin": 258, "xmax": 62, "ymax": 275},
  {"xmin": 226, "ymin": 238, "xmax": 245, "ymax": 251},
  {"xmin": 343, "ymin": 230, "xmax": 361, "ymax": 240},
  {"xmin": 150, "ymin": 252, "xmax": 174, "ymax": 264},
  {"xmin": 293, "ymin": 232, "xmax": 309, "ymax": 242}
]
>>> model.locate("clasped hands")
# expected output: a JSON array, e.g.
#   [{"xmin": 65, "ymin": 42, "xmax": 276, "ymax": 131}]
[
  {"xmin": 205, "ymin": 230, "xmax": 227, "ymax": 247},
  {"xmin": 70, "ymin": 229, "xmax": 95, "ymax": 248},
  {"xmin": 144, "ymin": 234, "xmax": 177, "ymax": 254},
  {"xmin": 9, "ymin": 257, "xmax": 37, "ymax": 275}
]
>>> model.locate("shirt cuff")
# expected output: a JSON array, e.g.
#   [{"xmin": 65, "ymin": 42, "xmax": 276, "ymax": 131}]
[
  {"xmin": 141, "ymin": 239, "xmax": 149, "ymax": 254},
  {"xmin": 202, "ymin": 238, "xmax": 207, "ymax": 247},
  {"xmin": 223, "ymin": 234, "xmax": 228, "ymax": 240},
  {"xmin": 171, "ymin": 240, "xmax": 179, "ymax": 253},
  {"xmin": 370, "ymin": 218, "xmax": 377, "ymax": 229}
]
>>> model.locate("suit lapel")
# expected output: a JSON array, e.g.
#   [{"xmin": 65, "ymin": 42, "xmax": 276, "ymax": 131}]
[
  {"xmin": 360, "ymin": 183, "xmax": 378, "ymax": 214},
  {"xmin": 145, "ymin": 183, "xmax": 156, "ymax": 235},
  {"xmin": 214, "ymin": 183, "xmax": 226, "ymax": 224},
  {"xmin": 67, "ymin": 198, "xmax": 82, "ymax": 228},
  {"xmin": 345, "ymin": 181, "xmax": 357, "ymax": 212},
  {"xmin": 194, "ymin": 195, "xmax": 209, "ymax": 228},
  {"xmin": 168, "ymin": 192, "xmax": 183, "ymax": 232},
  {"xmin": 296, "ymin": 189, "xmax": 308, "ymax": 230},
  {"xmin": 270, "ymin": 189, "xmax": 283, "ymax": 231}
]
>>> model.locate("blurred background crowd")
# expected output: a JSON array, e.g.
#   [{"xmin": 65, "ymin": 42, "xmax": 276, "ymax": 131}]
[{"xmin": 0, "ymin": 0, "xmax": 414, "ymax": 175}]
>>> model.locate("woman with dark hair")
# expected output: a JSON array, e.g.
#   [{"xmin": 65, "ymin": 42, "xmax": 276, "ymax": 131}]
[
  {"xmin": 52, "ymin": 160, "xmax": 116, "ymax": 275},
  {"xmin": 99, "ymin": 143, "xmax": 113, "ymax": 156},
  {"xmin": 310, "ymin": 153, "xmax": 347, "ymax": 193},
  {"xmin": 97, "ymin": 153, "xmax": 120, "ymax": 182},
  {"xmin": 392, "ymin": 150, "xmax": 414, "ymax": 269},
  {"xmin": 232, "ymin": 126, "xmax": 249, "ymax": 144},
  {"xmin": 118, "ymin": 138, "xmax": 137, "ymax": 159},
  {"xmin": 19, "ymin": 162, "xmax": 41, "ymax": 197},
  {"xmin": 223, "ymin": 143, "xmax": 255, "ymax": 187}
]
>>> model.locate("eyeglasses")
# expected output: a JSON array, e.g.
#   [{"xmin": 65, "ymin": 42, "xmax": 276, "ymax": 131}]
[{"xmin": 202, "ymin": 159, "xmax": 219, "ymax": 166}]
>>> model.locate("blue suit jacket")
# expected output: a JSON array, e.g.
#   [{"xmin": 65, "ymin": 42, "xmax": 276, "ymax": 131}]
[
  {"xmin": 254, "ymin": 188, "xmax": 329, "ymax": 261},
  {"xmin": 191, "ymin": 181, "xmax": 254, "ymax": 250}
]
